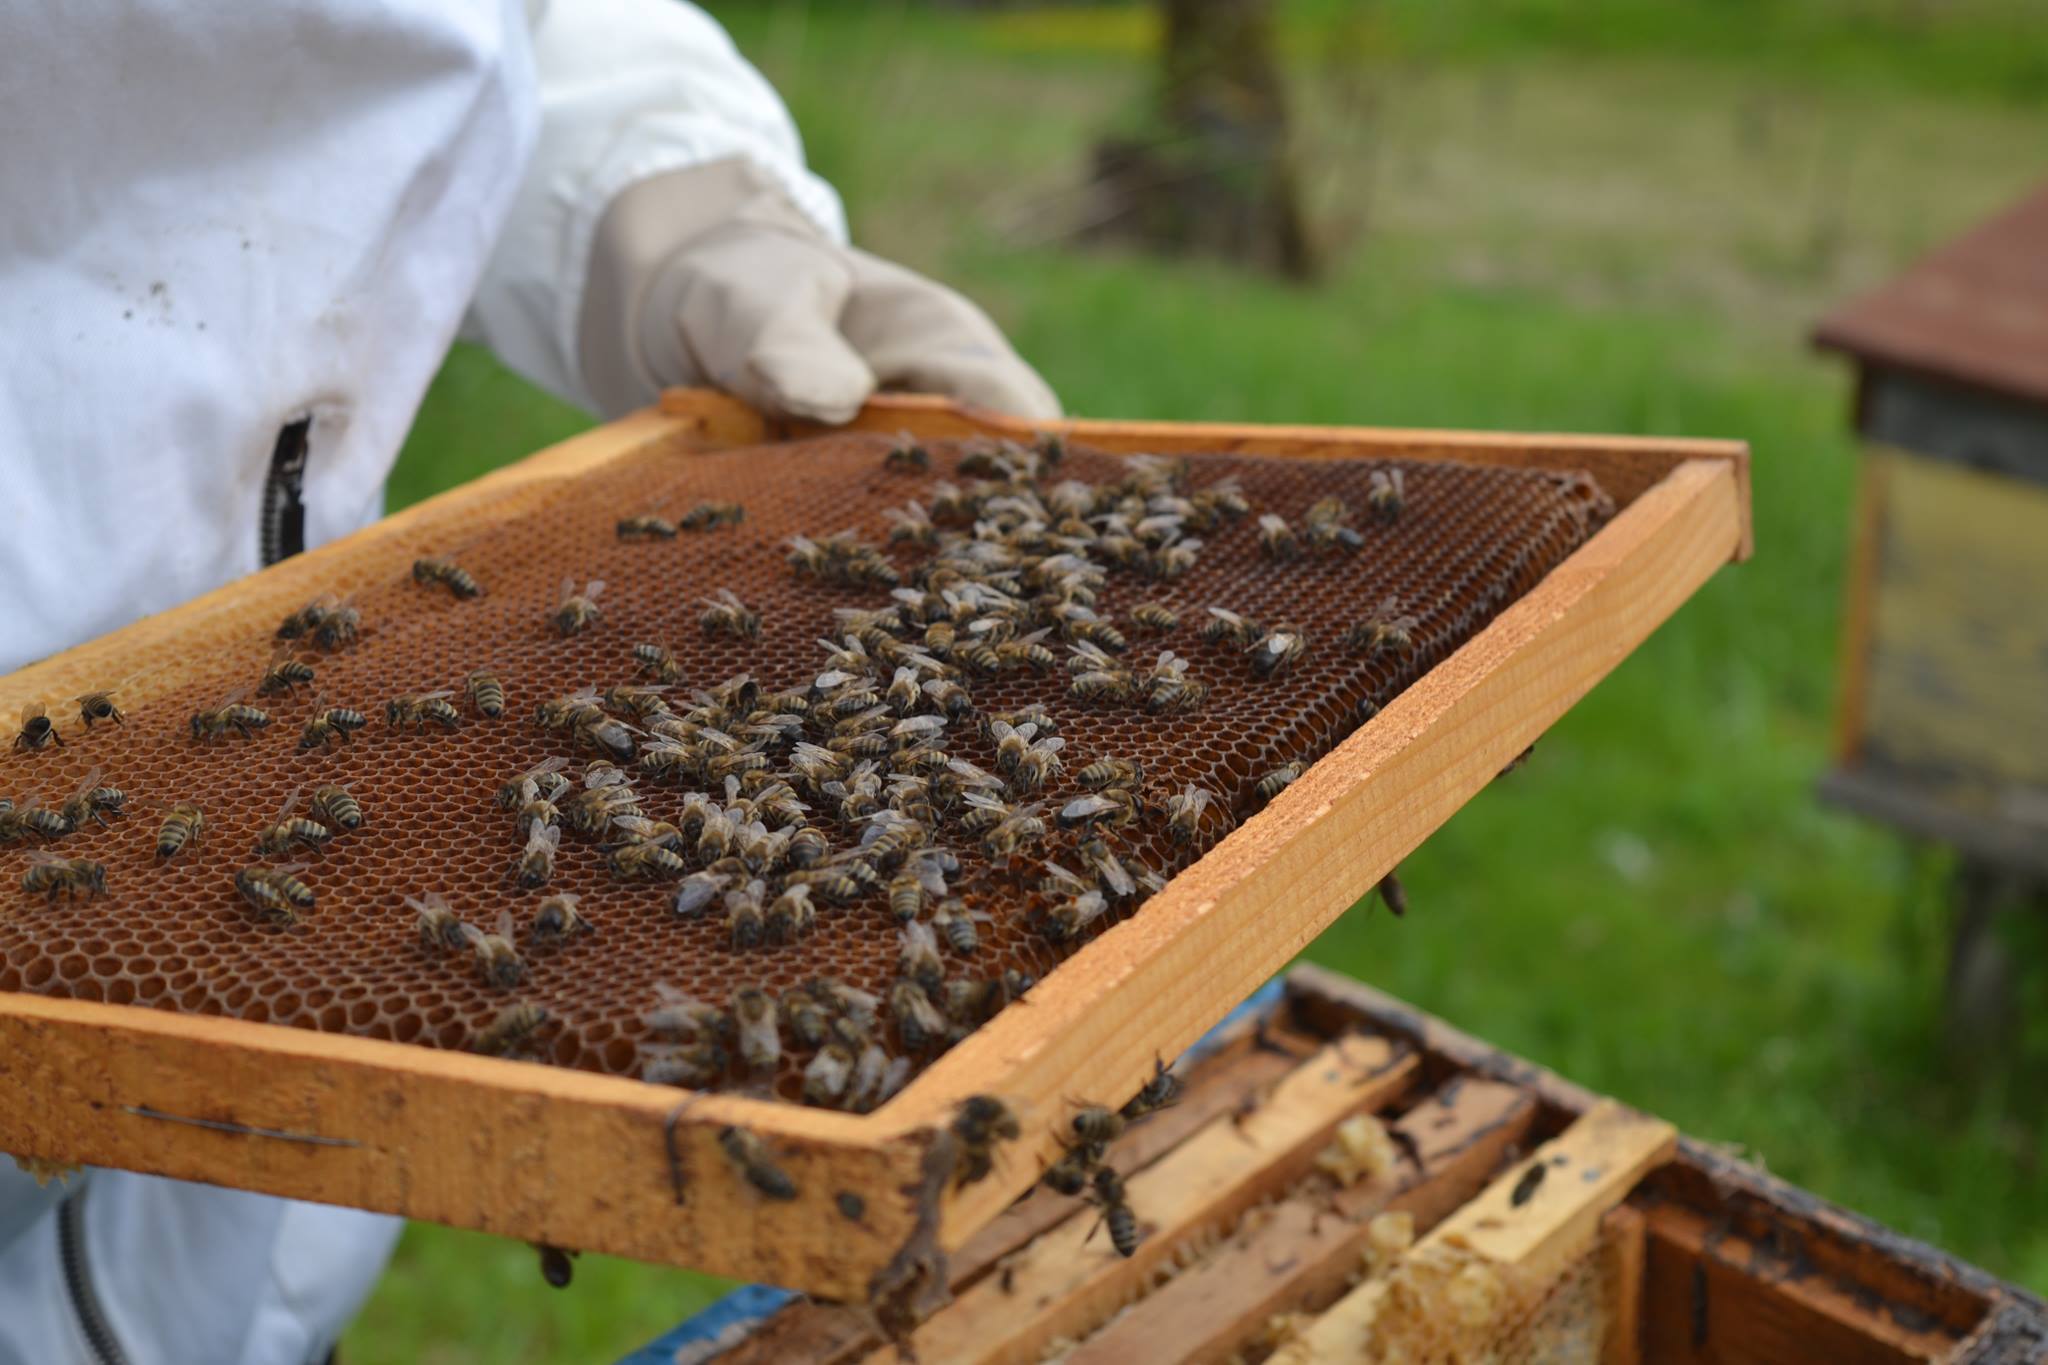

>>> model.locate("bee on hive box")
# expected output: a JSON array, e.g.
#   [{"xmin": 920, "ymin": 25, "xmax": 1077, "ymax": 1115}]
[
  {"xmin": 235, "ymin": 863, "xmax": 314, "ymax": 927},
  {"xmin": 73, "ymin": 680, "xmax": 132, "ymax": 728},
  {"xmin": 475, "ymin": 1003, "xmax": 549, "ymax": 1058},
  {"xmin": 154, "ymin": 802, "xmax": 206, "ymax": 860},
  {"xmin": 718, "ymin": 1126, "xmax": 796, "ymax": 1200}
]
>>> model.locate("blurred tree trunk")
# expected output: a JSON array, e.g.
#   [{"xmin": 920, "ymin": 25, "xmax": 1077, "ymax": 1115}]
[{"xmin": 1081, "ymin": 0, "xmax": 1319, "ymax": 281}]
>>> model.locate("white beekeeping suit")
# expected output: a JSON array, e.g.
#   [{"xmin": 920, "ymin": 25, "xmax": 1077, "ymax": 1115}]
[{"xmin": 0, "ymin": 2, "xmax": 1055, "ymax": 1360}]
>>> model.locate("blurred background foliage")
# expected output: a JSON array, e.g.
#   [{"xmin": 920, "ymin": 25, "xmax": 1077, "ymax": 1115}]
[{"xmin": 356, "ymin": 2, "xmax": 2048, "ymax": 1359}]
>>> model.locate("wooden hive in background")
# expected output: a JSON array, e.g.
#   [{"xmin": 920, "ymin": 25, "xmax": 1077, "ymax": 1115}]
[
  {"xmin": 0, "ymin": 390, "xmax": 1747, "ymax": 1301},
  {"xmin": 677, "ymin": 967, "xmax": 2048, "ymax": 1365}
]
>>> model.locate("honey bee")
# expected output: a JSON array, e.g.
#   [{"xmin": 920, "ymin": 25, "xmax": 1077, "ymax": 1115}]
[
  {"xmin": 1058, "ymin": 789, "xmax": 1141, "ymax": 832},
  {"xmin": 1039, "ymin": 886, "xmax": 1110, "ymax": 943},
  {"xmin": 951, "ymin": 1095, "xmax": 1021, "ymax": 1188},
  {"xmin": 551, "ymin": 578, "xmax": 606, "ymax": 636},
  {"xmin": 980, "ymin": 803, "xmax": 1047, "ymax": 863},
  {"xmin": 659, "ymin": 870, "xmax": 724, "ymax": 922},
  {"xmin": 898, "ymin": 921, "xmax": 945, "ymax": 993},
  {"xmin": 885, "ymin": 501, "xmax": 938, "ymax": 547},
  {"xmin": 58, "ymin": 768, "xmax": 124, "ymax": 831},
  {"xmin": 719, "ymin": 1125, "xmax": 796, "ymax": 1200},
  {"xmin": 1089, "ymin": 1167, "xmax": 1142, "ymax": 1258},
  {"xmin": 890, "ymin": 979, "xmax": 946, "ymax": 1051},
  {"xmin": 1078, "ymin": 838, "xmax": 1139, "ymax": 901},
  {"xmin": 1255, "ymin": 761, "xmax": 1305, "ymax": 805},
  {"xmin": 602, "ymin": 684, "xmax": 672, "ymax": 723},
  {"xmin": 562, "ymin": 777, "xmax": 641, "ymax": 839},
  {"xmin": 643, "ymin": 982, "xmax": 734, "ymax": 1043},
  {"xmin": 387, "ymin": 690, "xmax": 460, "ymax": 731},
  {"xmin": 1303, "ymin": 496, "xmax": 1363, "ymax": 553},
  {"xmin": 615, "ymin": 514, "xmax": 678, "ymax": 541},
  {"xmin": 1367, "ymin": 467, "xmax": 1406, "ymax": 521},
  {"xmin": 803, "ymin": 1043, "xmax": 857, "ymax": 1107},
  {"xmin": 1131, "ymin": 603, "xmax": 1180, "ymax": 632},
  {"xmin": 1346, "ymin": 596, "xmax": 1417, "ymax": 658},
  {"xmin": 299, "ymin": 706, "xmax": 368, "ymax": 750},
  {"xmin": 1165, "ymin": 783, "xmax": 1225, "ymax": 844},
  {"xmin": 1042, "ymin": 1142, "xmax": 1096, "ymax": 1197},
  {"xmin": 781, "ymin": 826, "xmax": 830, "ymax": 871},
  {"xmin": 643, "ymin": 1039, "xmax": 730, "ymax": 1087},
  {"xmin": 475, "ymin": 1003, "xmax": 550, "ymax": 1057},
  {"xmin": 1199, "ymin": 607, "xmax": 1262, "ymax": 648},
  {"xmin": 155, "ymin": 802, "xmax": 206, "ymax": 859},
  {"xmin": 309, "ymin": 599, "xmax": 361, "ymax": 652},
  {"xmin": 725, "ymin": 879, "xmax": 768, "ymax": 948},
  {"xmin": 681, "ymin": 501, "xmax": 745, "ymax": 532},
  {"xmin": 236, "ymin": 863, "xmax": 314, "ymax": 926},
  {"xmin": 1256, "ymin": 513, "xmax": 1300, "ymax": 561},
  {"xmin": 22, "ymin": 851, "xmax": 106, "ymax": 901},
  {"xmin": 11, "ymin": 703, "xmax": 65, "ymax": 752},
  {"xmin": 409, "ymin": 893, "xmax": 469, "ymax": 952},
  {"xmin": 885, "ymin": 435, "xmax": 930, "ymax": 471},
  {"xmin": 466, "ymin": 670, "xmax": 506, "ymax": 719},
  {"xmin": 1192, "ymin": 476, "xmax": 1252, "ymax": 523},
  {"xmin": 258, "ymin": 647, "xmax": 317, "ymax": 698},
  {"xmin": 254, "ymin": 788, "xmax": 333, "ymax": 857},
  {"xmin": 606, "ymin": 832, "xmax": 688, "ymax": 882},
  {"xmin": 765, "ymin": 882, "xmax": 817, "ymax": 943},
  {"xmin": 0, "ymin": 794, "xmax": 59, "ymax": 843},
  {"xmin": 496, "ymin": 757, "xmax": 571, "ymax": 810},
  {"xmin": 698, "ymin": 588, "xmax": 760, "ymax": 640},
  {"xmin": 462, "ymin": 911, "xmax": 526, "ymax": 989},
  {"xmin": 1121, "ymin": 1058, "xmax": 1183, "ymax": 1121},
  {"xmin": 1071, "ymin": 1104, "xmax": 1126, "ymax": 1148},
  {"xmin": 190, "ymin": 694, "xmax": 270, "ymax": 743},
  {"xmin": 731, "ymin": 987, "xmax": 781, "ymax": 1071},
  {"xmin": 1247, "ymin": 623, "xmax": 1307, "ymax": 678},
  {"xmin": 275, "ymin": 597, "xmax": 329, "ymax": 642},
  {"xmin": 531, "ymin": 893, "xmax": 595, "ymax": 945},
  {"xmin": 514, "ymin": 824, "xmax": 561, "ymax": 889},
  {"xmin": 413, "ymin": 555, "xmax": 483, "ymax": 598},
  {"xmin": 633, "ymin": 642, "xmax": 684, "ymax": 687},
  {"xmin": 932, "ymin": 899, "xmax": 991, "ymax": 956},
  {"xmin": 73, "ymin": 684, "xmax": 130, "ymax": 728},
  {"xmin": 1375, "ymin": 870, "xmax": 1408, "ymax": 918}
]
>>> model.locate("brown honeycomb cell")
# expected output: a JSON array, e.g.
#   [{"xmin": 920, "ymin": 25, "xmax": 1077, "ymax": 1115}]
[{"xmin": 0, "ymin": 434, "xmax": 1609, "ymax": 1105}]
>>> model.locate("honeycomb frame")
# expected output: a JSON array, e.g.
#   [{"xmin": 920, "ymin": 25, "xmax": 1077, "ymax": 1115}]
[{"xmin": 0, "ymin": 391, "xmax": 1749, "ymax": 1298}]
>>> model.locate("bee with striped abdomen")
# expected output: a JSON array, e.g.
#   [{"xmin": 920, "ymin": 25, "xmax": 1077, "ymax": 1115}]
[
  {"xmin": 466, "ymin": 670, "xmax": 505, "ymax": 719},
  {"xmin": 14, "ymin": 703, "xmax": 61, "ymax": 752},
  {"xmin": 413, "ymin": 555, "xmax": 483, "ymax": 599},
  {"xmin": 386, "ymin": 690, "xmax": 460, "ymax": 731},
  {"xmin": 475, "ymin": 1003, "xmax": 550, "ymax": 1058},
  {"xmin": 236, "ymin": 864, "xmax": 314, "ymax": 927},
  {"xmin": 258, "ymin": 647, "xmax": 317, "ymax": 698},
  {"xmin": 299, "ymin": 705, "xmax": 368, "ymax": 751},
  {"xmin": 190, "ymin": 694, "xmax": 269, "ymax": 743},
  {"xmin": 698, "ymin": 589, "xmax": 760, "ymax": 641},
  {"xmin": 22, "ymin": 851, "xmax": 106, "ymax": 901},
  {"xmin": 462, "ymin": 911, "xmax": 526, "ymax": 989},
  {"xmin": 73, "ymin": 683, "xmax": 130, "ymax": 728},
  {"xmin": 615, "ymin": 514, "xmax": 677, "ymax": 541},
  {"xmin": 550, "ymin": 578, "xmax": 605, "ymax": 636},
  {"xmin": 155, "ymin": 802, "xmax": 206, "ymax": 860},
  {"xmin": 254, "ymin": 789, "xmax": 333, "ymax": 858}
]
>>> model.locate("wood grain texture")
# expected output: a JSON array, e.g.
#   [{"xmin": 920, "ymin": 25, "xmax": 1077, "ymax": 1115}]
[
  {"xmin": 1601, "ymin": 1204, "xmax": 1648, "ymax": 1365},
  {"xmin": 716, "ymin": 1022, "xmax": 1311, "ymax": 1365},
  {"xmin": 1640, "ymin": 1203, "xmax": 1952, "ymax": 1365},
  {"xmin": 1279, "ymin": 1102, "xmax": 1675, "ymax": 1362},
  {"xmin": 0, "ymin": 994, "xmax": 919, "ymax": 1300},
  {"xmin": 0, "ymin": 392, "xmax": 1745, "ymax": 1297},
  {"xmin": 876, "ymin": 1035, "xmax": 1418, "ymax": 1365},
  {"xmin": 1062, "ymin": 1078, "xmax": 1537, "ymax": 1365}
]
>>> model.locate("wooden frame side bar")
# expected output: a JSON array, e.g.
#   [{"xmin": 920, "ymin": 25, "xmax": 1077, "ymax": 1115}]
[{"xmin": 0, "ymin": 993, "xmax": 921, "ymax": 1300}]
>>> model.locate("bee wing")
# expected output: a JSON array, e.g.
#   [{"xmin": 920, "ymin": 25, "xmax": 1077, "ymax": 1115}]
[
  {"xmin": 69, "ymin": 766, "xmax": 105, "ymax": 801},
  {"xmin": 459, "ymin": 922, "xmax": 487, "ymax": 949},
  {"xmin": 1061, "ymin": 794, "xmax": 1117, "ymax": 824},
  {"xmin": 497, "ymin": 909, "xmax": 517, "ymax": 940},
  {"xmin": 269, "ymin": 861, "xmax": 310, "ymax": 875},
  {"xmin": 583, "ymin": 579, "xmax": 605, "ymax": 599},
  {"xmin": 526, "ymin": 824, "xmax": 561, "ymax": 853},
  {"xmin": 915, "ymin": 860, "xmax": 950, "ymax": 896},
  {"xmin": 610, "ymin": 814, "xmax": 657, "ymax": 838},
  {"xmin": 891, "ymin": 714, "xmax": 946, "ymax": 739},
  {"xmin": 1034, "ymin": 736, "xmax": 1066, "ymax": 754},
  {"xmin": 1040, "ymin": 860, "xmax": 1088, "ymax": 891},
  {"xmin": 272, "ymin": 785, "xmax": 303, "ymax": 823},
  {"xmin": 963, "ymin": 791, "xmax": 1008, "ymax": 813},
  {"xmin": 1092, "ymin": 851, "xmax": 1136, "ymax": 898},
  {"xmin": 22, "ymin": 848, "xmax": 71, "ymax": 867}
]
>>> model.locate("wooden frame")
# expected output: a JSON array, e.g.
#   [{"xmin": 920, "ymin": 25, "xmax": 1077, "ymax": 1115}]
[{"xmin": 0, "ymin": 391, "xmax": 1749, "ymax": 1301}]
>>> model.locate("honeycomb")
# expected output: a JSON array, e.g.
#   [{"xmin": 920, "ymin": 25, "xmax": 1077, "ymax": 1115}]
[{"xmin": 0, "ymin": 433, "xmax": 1609, "ymax": 1105}]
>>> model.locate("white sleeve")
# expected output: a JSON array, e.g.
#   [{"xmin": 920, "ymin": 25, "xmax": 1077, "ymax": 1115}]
[{"xmin": 464, "ymin": 0, "xmax": 848, "ymax": 411}]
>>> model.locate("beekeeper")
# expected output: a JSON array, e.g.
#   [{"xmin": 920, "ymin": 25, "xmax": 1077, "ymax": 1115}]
[{"xmin": 0, "ymin": 1, "xmax": 1056, "ymax": 1360}]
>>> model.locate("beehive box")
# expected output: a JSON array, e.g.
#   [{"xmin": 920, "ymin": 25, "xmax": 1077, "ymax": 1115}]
[
  {"xmin": 0, "ymin": 390, "xmax": 1748, "ymax": 1301},
  {"xmin": 695, "ymin": 966, "xmax": 2047, "ymax": 1365}
]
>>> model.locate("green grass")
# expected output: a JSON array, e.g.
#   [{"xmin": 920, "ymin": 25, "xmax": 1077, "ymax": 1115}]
[{"xmin": 348, "ymin": 5, "xmax": 2048, "ymax": 1359}]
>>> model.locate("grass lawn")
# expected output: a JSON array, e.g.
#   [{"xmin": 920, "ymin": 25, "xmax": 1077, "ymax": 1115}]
[{"xmin": 349, "ymin": 4, "xmax": 2048, "ymax": 1359}]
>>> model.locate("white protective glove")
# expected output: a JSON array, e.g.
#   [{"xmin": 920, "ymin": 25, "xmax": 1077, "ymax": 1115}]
[{"xmin": 576, "ymin": 157, "xmax": 1060, "ymax": 424}]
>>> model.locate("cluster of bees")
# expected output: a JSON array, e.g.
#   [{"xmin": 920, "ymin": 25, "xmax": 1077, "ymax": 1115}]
[{"xmin": 3, "ymin": 427, "xmax": 1430, "ymax": 1223}]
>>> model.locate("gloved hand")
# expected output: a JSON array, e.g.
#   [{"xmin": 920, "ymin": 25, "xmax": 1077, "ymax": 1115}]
[{"xmin": 578, "ymin": 157, "xmax": 1060, "ymax": 423}]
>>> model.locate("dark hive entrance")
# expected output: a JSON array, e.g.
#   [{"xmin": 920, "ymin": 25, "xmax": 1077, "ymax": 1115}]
[{"xmin": 0, "ymin": 433, "xmax": 1610, "ymax": 1106}]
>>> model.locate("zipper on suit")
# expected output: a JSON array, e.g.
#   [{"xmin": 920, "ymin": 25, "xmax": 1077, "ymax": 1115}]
[
  {"xmin": 58, "ymin": 1183, "xmax": 131, "ymax": 1365},
  {"xmin": 260, "ymin": 416, "xmax": 314, "ymax": 567}
]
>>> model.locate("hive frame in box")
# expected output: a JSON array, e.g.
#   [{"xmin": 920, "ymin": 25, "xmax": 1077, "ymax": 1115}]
[{"xmin": 0, "ymin": 389, "xmax": 1750, "ymax": 1301}]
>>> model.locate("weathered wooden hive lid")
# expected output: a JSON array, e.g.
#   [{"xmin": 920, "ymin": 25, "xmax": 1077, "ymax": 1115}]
[{"xmin": 1814, "ymin": 181, "xmax": 2048, "ymax": 407}]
